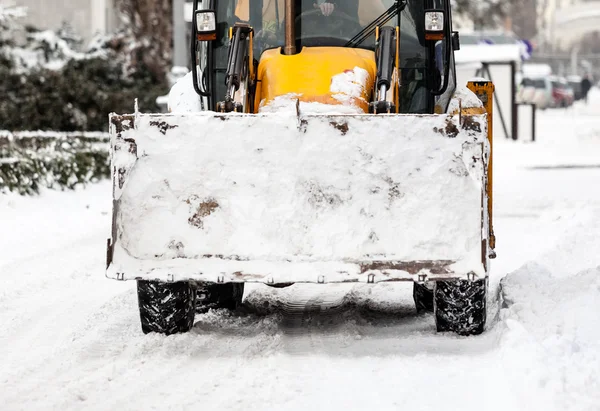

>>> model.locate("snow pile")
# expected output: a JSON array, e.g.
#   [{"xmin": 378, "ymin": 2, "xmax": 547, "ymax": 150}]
[
  {"xmin": 447, "ymin": 85, "xmax": 484, "ymax": 114},
  {"xmin": 490, "ymin": 97, "xmax": 600, "ymax": 410},
  {"xmin": 330, "ymin": 66, "xmax": 370, "ymax": 108},
  {"xmin": 109, "ymin": 111, "xmax": 488, "ymax": 283},
  {"xmin": 501, "ymin": 260, "xmax": 600, "ymax": 410},
  {"xmin": 167, "ymin": 71, "xmax": 203, "ymax": 113},
  {"xmin": 258, "ymin": 94, "xmax": 365, "ymax": 114}
]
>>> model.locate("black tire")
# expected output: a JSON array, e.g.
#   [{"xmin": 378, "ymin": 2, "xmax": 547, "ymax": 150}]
[
  {"xmin": 137, "ymin": 280, "xmax": 196, "ymax": 335},
  {"xmin": 413, "ymin": 282, "xmax": 434, "ymax": 313},
  {"xmin": 434, "ymin": 279, "xmax": 487, "ymax": 335},
  {"xmin": 195, "ymin": 282, "xmax": 244, "ymax": 313}
]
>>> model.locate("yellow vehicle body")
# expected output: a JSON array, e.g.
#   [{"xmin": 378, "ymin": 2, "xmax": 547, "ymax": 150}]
[{"xmin": 255, "ymin": 47, "xmax": 377, "ymax": 112}]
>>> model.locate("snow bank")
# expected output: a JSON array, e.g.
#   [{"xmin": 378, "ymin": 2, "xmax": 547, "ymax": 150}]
[
  {"xmin": 168, "ymin": 71, "xmax": 203, "ymax": 113},
  {"xmin": 501, "ymin": 262, "xmax": 600, "ymax": 410},
  {"xmin": 0, "ymin": 131, "xmax": 110, "ymax": 194},
  {"xmin": 108, "ymin": 111, "xmax": 488, "ymax": 284}
]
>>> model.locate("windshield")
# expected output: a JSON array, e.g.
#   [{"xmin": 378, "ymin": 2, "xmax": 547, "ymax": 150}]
[
  {"xmin": 523, "ymin": 78, "xmax": 546, "ymax": 89},
  {"xmin": 227, "ymin": 0, "xmax": 427, "ymax": 63},
  {"xmin": 210, "ymin": 0, "xmax": 430, "ymax": 112}
]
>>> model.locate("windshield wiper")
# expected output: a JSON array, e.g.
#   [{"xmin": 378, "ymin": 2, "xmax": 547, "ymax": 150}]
[{"xmin": 345, "ymin": 0, "xmax": 407, "ymax": 48}]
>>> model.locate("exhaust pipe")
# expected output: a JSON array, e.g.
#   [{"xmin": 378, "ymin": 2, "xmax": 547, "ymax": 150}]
[{"xmin": 283, "ymin": 0, "xmax": 296, "ymax": 55}]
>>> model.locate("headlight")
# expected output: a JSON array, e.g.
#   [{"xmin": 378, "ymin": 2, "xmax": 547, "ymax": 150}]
[
  {"xmin": 194, "ymin": 10, "xmax": 217, "ymax": 41},
  {"xmin": 425, "ymin": 10, "xmax": 445, "ymax": 40},
  {"xmin": 195, "ymin": 11, "xmax": 216, "ymax": 33}
]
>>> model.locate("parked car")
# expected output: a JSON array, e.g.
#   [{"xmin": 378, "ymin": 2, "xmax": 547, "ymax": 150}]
[
  {"xmin": 549, "ymin": 76, "xmax": 574, "ymax": 108},
  {"xmin": 567, "ymin": 75, "xmax": 584, "ymax": 101},
  {"xmin": 519, "ymin": 76, "xmax": 553, "ymax": 109}
]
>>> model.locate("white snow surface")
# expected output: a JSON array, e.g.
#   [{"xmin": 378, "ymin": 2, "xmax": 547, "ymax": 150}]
[
  {"xmin": 329, "ymin": 66, "xmax": 370, "ymax": 106},
  {"xmin": 455, "ymin": 44, "xmax": 522, "ymax": 64},
  {"xmin": 168, "ymin": 71, "xmax": 203, "ymax": 113},
  {"xmin": 109, "ymin": 112, "xmax": 487, "ymax": 283},
  {"xmin": 2, "ymin": 90, "xmax": 600, "ymax": 410},
  {"xmin": 447, "ymin": 85, "xmax": 484, "ymax": 114}
]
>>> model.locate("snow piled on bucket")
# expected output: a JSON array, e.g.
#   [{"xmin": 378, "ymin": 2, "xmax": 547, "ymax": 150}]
[
  {"xmin": 258, "ymin": 95, "xmax": 365, "ymax": 114},
  {"xmin": 330, "ymin": 66, "xmax": 370, "ymax": 106},
  {"xmin": 109, "ymin": 111, "xmax": 487, "ymax": 283}
]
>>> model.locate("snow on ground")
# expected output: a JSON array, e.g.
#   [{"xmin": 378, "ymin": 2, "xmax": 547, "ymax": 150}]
[{"xmin": 1, "ymin": 91, "xmax": 600, "ymax": 410}]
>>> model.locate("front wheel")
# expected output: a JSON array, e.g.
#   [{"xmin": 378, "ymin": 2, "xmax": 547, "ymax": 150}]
[
  {"xmin": 413, "ymin": 282, "xmax": 434, "ymax": 313},
  {"xmin": 434, "ymin": 279, "xmax": 487, "ymax": 335},
  {"xmin": 137, "ymin": 280, "xmax": 196, "ymax": 335},
  {"xmin": 196, "ymin": 282, "xmax": 245, "ymax": 313}
]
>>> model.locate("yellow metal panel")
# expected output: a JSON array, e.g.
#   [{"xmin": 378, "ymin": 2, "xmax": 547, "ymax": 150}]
[
  {"xmin": 467, "ymin": 81, "xmax": 495, "ymax": 251},
  {"xmin": 255, "ymin": 47, "xmax": 376, "ymax": 113}
]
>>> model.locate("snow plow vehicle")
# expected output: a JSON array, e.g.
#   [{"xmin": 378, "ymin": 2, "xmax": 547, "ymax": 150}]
[{"xmin": 106, "ymin": 0, "xmax": 495, "ymax": 335}]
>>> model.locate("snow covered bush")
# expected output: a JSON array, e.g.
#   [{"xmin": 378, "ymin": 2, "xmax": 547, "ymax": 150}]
[
  {"xmin": 0, "ymin": 3, "xmax": 167, "ymax": 193},
  {"xmin": 0, "ymin": 6, "xmax": 168, "ymax": 132},
  {"xmin": 0, "ymin": 131, "xmax": 110, "ymax": 194}
]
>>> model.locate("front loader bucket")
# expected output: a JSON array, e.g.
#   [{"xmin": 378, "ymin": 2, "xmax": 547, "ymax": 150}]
[{"xmin": 107, "ymin": 110, "xmax": 489, "ymax": 284}]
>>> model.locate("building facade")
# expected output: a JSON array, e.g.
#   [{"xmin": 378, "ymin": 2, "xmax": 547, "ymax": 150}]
[{"xmin": 14, "ymin": 0, "xmax": 119, "ymax": 44}]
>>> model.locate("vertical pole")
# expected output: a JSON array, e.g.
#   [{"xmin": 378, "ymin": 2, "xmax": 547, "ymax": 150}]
[
  {"xmin": 484, "ymin": 64, "xmax": 509, "ymax": 140},
  {"xmin": 283, "ymin": 0, "xmax": 296, "ymax": 55},
  {"xmin": 467, "ymin": 80, "xmax": 496, "ymax": 253},
  {"xmin": 570, "ymin": 45, "xmax": 579, "ymax": 76},
  {"xmin": 511, "ymin": 61, "xmax": 518, "ymax": 141},
  {"xmin": 532, "ymin": 103, "xmax": 536, "ymax": 142},
  {"xmin": 173, "ymin": 0, "xmax": 187, "ymax": 67}
]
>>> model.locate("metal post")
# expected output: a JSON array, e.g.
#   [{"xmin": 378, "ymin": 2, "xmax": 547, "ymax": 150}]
[
  {"xmin": 531, "ymin": 104, "xmax": 536, "ymax": 142},
  {"xmin": 283, "ymin": 0, "xmax": 296, "ymax": 55},
  {"xmin": 484, "ymin": 64, "xmax": 510, "ymax": 140},
  {"xmin": 173, "ymin": 0, "xmax": 187, "ymax": 67},
  {"xmin": 511, "ymin": 61, "xmax": 518, "ymax": 141}
]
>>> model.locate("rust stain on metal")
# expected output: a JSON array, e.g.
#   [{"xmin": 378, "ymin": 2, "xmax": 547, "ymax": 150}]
[
  {"xmin": 444, "ymin": 119, "xmax": 460, "ymax": 138},
  {"xmin": 188, "ymin": 198, "xmax": 219, "ymax": 228},
  {"xmin": 111, "ymin": 114, "xmax": 135, "ymax": 134},
  {"xmin": 329, "ymin": 121, "xmax": 349, "ymax": 135},
  {"xmin": 359, "ymin": 260, "xmax": 455, "ymax": 275},
  {"xmin": 299, "ymin": 118, "xmax": 308, "ymax": 133},
  {"xmin": 117, "ymin": 167, "xmax": 127, "ymax": 189},
  {"xmin": 149, "ymin": 120, "xmax": 178, "ymax": 135},
  {"xmin": 123, "ymin": 138, "xmax": 137, "ymax": 155},
  {"xmin": 461, "ymin": 116, "xmax": 482, "ymax": 133}
]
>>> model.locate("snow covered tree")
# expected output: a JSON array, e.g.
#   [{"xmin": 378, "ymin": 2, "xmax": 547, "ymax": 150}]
[
  {"xmin": 114, "ymin": 0, "xmax": 172, "ymax": 84},
  {"xmin": 452, "ymin": 0, "xmax": 516, "ymax": 30},
  {"xmin": 0, "ymin": 2, "xmax": 26, "ymax": 46},
  {"xmin": 0, "ymin": 2, "xmax": 26, "ymax": 67}
]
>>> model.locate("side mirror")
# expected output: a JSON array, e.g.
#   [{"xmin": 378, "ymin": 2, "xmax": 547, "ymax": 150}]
[
  {"xmin": 194, "ymin": 10, "xmax": 217, "ymax": 41},
  {"xmin": 452, "ymin": 31, "xmax": 460, "ymax": 51},
  {"xmin": 425, "ymin": 7, "xmax": 452, "ymax": 96}
]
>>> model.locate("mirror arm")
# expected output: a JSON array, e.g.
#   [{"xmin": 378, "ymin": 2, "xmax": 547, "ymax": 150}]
[
  {"xmin": 345, "ymin": 0, "xmax": 406, "ymax": 48},
  {"xmin": 192, "ymin": 0, "xmax": 213, "ymax": 98},
  {"xmin": 430, "ymin": 0, "xmax": 452, "ymax": 96}
]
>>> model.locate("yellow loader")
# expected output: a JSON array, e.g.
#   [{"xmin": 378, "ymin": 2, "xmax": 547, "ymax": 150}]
[{"xmin": 107, "ymin": 0, "xmax": 495, "ymax": 335}]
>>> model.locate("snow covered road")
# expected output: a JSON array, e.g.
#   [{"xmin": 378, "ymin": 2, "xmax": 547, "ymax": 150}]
[{"xmin": 2, "ymin": 92, "xmax": 600, "ymax": 410}]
